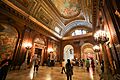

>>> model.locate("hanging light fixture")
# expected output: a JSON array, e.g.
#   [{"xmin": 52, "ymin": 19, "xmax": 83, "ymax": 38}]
[{"xmin": 94, "ymin": 30, "xmax": 109, "ymax": 44}]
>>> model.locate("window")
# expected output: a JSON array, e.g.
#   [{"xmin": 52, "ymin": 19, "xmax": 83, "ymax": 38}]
[
  {"xmin": 83, "ymin": 30, "xmax": 87, "ymax": 34},
  {"xmin": 72, "ymin": 32, "xmax": 75, "ymax": 36},
  {"xmin": 72, "ymin": 29, "xmax": 87, "ymax": 36},
  {"xmin": 55, "ymin": 27, "xmax": 60, "ymax": 33}
]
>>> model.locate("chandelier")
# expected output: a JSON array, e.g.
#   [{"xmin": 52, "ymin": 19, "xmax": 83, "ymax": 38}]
[
  {"xmin": 93, "ymin": 45, "xmax": 100, "ymax": 52},
  {"xmin": 94, "ymin": 30, "xmax": 109, "ymax": 44}
]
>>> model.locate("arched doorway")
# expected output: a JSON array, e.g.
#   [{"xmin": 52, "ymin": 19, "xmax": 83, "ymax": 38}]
[
  {"xmin": 33, "ymin": 37, "xmax": 46, "ymax": 65},
  {"xmin": 81, "ymin": 43, "xmax": 95, "ymax": 60},
  {"xmin": 0, "ymin": 23, "xmax": 18, "ymax": 60},
  {"xmin": 64, "ymin": 45, "xmax": 74, "ymax": 62}
]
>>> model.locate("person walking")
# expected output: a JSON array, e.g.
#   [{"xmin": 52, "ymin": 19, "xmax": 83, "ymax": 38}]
[
  {"xmin": 100, "ymin": 60, "xmax": 104, "ymax": 80},
  {"xmin": 101, "ymin": 60, "xmax": 104, "ymax": 73},
  {"xmin": 86, "ymin": 58, "xmax": 90, "ymax": 72},
  {"xmin": 65, "ymin": 59, "xmax": 73, "ymax": 80},
  {"xmin": 0, "ymin": 54, "xmax": 12, "ymax": 80},
  {"xmin": 61, "ymin": 59, "xmax": 66, "ymax": 74},
  {"xmin": 50, "ymin": 52, "xmax": 55, "ymax": 67},
  {"xmin": 34, "ymin": 57, "xmax": 39, "ymax": 73},
  {"xmin": 91, "ymin": 58, "xmax": 95, "ymax": 72},
  {"xmin": 80, "ymin": 60, "xmax": 83, "ymax": 68}
]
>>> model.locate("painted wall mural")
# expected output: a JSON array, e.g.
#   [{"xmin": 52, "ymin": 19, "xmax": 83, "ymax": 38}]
[{"xmin": 0, "ymin": 24, "xmax": 18, "ymax": 61}]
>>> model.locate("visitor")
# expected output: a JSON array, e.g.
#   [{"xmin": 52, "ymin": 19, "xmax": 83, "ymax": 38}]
[
  {"xmin": 34, "ymin": 57, "xmax": 39, "ymax": 73},
  {"xmin": 61, "ymin": 59, "xmax": 66, "ymax": 74},
  {"xmin": 47, "ymin": 57, "xmax": 50, "ymax": 67},
  {"xmin": 100, "ymin": 60, "xmax": 104, "ymax": 80},
  {"xmin": 91, "ymin": 58, "xmax": 95, "ymax": 72},
  {"xmin": 65, "ymin": 59, "xmax": 73, "ymax": 80},
  {"xmin": 0, "ymin": 54, "xmax": 12, "ymax": 80},
  {"xmin": 101, "ymin": 60, "xmax": 104, "ymax": 73},
  {"xmin": 85, "ymin": 58, "xmax": 90, "ymax": 72},
  {"xmin": 50, "ymin": 52, "xmax": 55, "ymax": 67},
  {"xmin": 80, "ymin": 59, "xmax": 83, "ymax": 68}
]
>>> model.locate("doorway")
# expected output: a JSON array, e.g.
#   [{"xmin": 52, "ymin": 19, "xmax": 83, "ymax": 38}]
[
  {"xmin": 35, "ymin": 48, "xmax": 42, "ymax": 57},
  {"xmin": 34, "ymin": 48, "xmax": 42, "ymax": 65},
  {"xmin": 64, "ymin": 45, "xmax": 74, "ymax": 62}
]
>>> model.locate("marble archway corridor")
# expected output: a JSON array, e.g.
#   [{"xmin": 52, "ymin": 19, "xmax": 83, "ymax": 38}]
[{"xmin": 6, "ymin": 66, "xmax": 100, "ymax": 80}]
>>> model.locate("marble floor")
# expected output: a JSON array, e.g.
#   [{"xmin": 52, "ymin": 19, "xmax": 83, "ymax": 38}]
[{"xmin": 6, "ymin": 66, "xmax": 100, "ymax": 80}]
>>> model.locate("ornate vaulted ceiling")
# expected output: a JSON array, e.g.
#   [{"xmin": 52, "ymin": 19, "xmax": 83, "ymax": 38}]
[
  {"xmin": 50, "ymin": 0, "xmax": 93, "ymax": 36},
  {"xmin": 51, "ymin": 0, "xmax": 81, "ymax": 17},
  {"xmin": 51, "ymin": 0, "xmax": 92, "ymax": 21},
  {"xmin": 1, "ymin": 0, "xmax": 98, "ymax": 39}
]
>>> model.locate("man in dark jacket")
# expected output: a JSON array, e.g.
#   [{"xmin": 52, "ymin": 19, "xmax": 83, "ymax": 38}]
[
  {"xmin": 65, "ymin": 59, "xmax": 73, "ymax": 80},
  {"xmin": 0, "ymin": 54, "xmax": 12, "ymax": 80}
]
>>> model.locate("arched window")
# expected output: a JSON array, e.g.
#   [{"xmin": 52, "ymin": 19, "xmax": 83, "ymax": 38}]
[
  {"xmin": 55, "ymin": 27, "xmax": 60, "ymax": 34},
  {"xmin": 71, "ymin": 29, "xmax": 87, "ymax": 36}
]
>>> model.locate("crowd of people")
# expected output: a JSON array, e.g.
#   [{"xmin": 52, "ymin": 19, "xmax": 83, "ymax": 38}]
[
  {"xmin": 30, "ymin": 53, "xmax": 104, "ymax": 80},
  {"xmin": 0, "ymin": 53, "xmax": 104, "ymax": 80},
  {"xmin": 60, "ymin": 58, "xmax": 104, "ymax": 80}
]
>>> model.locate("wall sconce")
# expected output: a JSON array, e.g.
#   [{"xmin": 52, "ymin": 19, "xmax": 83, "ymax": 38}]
[
  {"xmin": 24, "ymin": 42, "xmax": 32, "ymax": 50},
  {"xmin": 23, "ymin": 42, "xmax": 32, "ymax": 67},
  {"xmin": 93, "ymin": 45, "xmax": 100, "ymax": 52},
  {"xmin": 48, "ymin": 47, "xmax": 54, "ymax": 53},
  {"xmin": 93, "ymin": 45, "xmax": 100, "ymax": 62}
]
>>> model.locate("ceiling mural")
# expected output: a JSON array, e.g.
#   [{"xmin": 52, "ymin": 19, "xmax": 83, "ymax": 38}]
[
  {"xmin": 51, "ymin": 0, "xmax": 93, "ymax": 35},
  {"xmin": 3, "ymin": 0, "xmax": 93, "ymax": 38},
  {"xmin": 51, "ymin": 0, "xmax": 81, "ymax": 17}
]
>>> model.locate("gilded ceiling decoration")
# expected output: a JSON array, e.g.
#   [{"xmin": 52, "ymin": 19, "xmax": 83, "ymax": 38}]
[
  {"xmin": 15, "ymin": 0, "xmax": 29, "ymax": 7},
  {"xmin": 51, "ymin": 0, "xmax": 92, "ymax": 22},
  {"xmin": 51, "ymin": 0, "xmax": 81, "ymax": 17},
  {"xmin": 2, "ymin": 0, "xmax": 96, "ymax": 38},
  {"xmin": 51, "ymin": 0, "xmax": 93, "ymax": 36}
]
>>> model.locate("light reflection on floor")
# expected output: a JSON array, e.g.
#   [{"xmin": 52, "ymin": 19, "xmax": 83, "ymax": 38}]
[
  {"xmin": 6, "ymin": 66, "xmax": 100, "ymax": 80},
  {"xmin": 89, "ymin": 67, "xmax": 94, "ymax": 80}
]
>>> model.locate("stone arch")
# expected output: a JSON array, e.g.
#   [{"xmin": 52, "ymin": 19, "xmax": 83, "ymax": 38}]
[
  {"xmin": 64, "ymin": 45, "xmax": 74, "ymax": 61},
  {"xmin": 32, "ymin": 35, "xmax": 46, "ymax": 65},
  {"xmin": 81, "ymin": 43, "xmax": 95, "ymax": 60}
]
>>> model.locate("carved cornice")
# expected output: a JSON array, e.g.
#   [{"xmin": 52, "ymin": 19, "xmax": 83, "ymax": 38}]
[
  {"xmin": 1, "ymin": 0, "xmax": 62, "ymax": 39},
  {"xmin": 62, "ymin": 32, "xmax": 92, "ymax": 41},
  {"xmin": 92, "ymin": 0, "xmax": 99, "ymax": 31},
  {"xmin": 1, "ymin": 0, "xmax": 98, "ymax": 40}
]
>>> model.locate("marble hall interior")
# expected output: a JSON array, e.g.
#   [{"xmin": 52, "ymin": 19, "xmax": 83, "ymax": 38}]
[{"xmin": 0, "ymin": 0, "xmax": 120, "ymax": 80}]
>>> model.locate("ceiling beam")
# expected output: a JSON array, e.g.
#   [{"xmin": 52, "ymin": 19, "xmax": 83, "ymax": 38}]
[{"xmin": 2, "ymin": 0, "xmax": 62, "ymax": 39}]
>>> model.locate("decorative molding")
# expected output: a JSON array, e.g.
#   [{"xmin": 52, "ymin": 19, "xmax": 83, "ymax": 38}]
[
  {"xmin": 53, "ymin": 22, "xmax": 62, "ymax": 34},
  {"xmin": 62, "ymin": 32, "xmax": 92, "ymax": 40},
  {"xmin": 92, "ymin": 0, "xmax": 99, "ymax": 31},
  {"xmin": 37, "ymin": 7, "xmax": 53, "ymax": 27}
]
